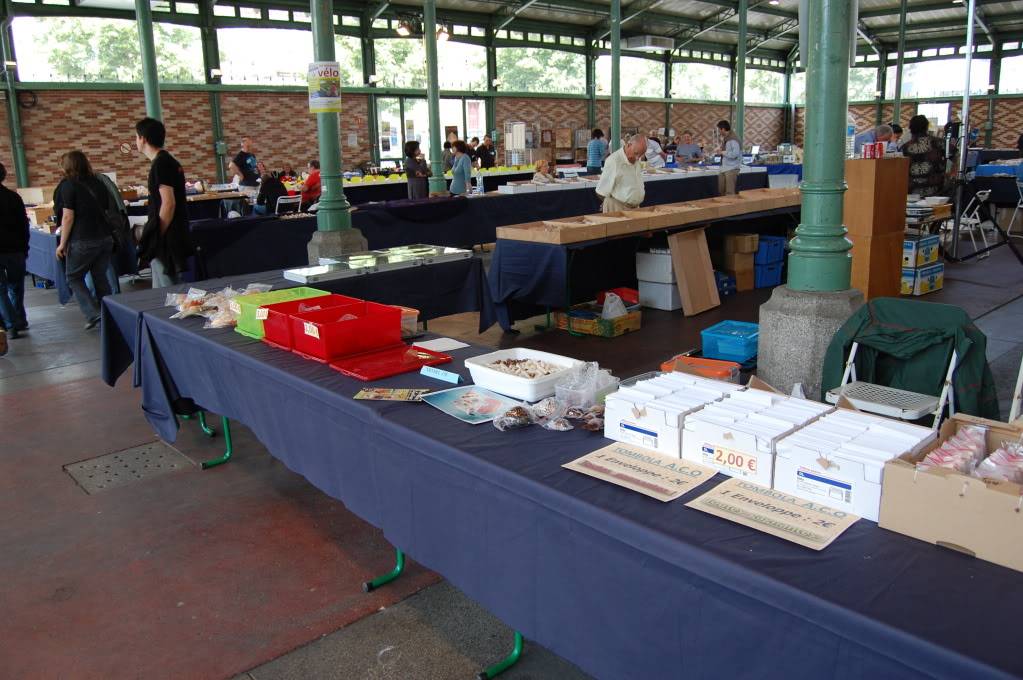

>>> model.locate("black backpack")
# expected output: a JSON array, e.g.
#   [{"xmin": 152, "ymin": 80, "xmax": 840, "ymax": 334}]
[{"xmin": 83, "ymin": 177, "xmax": 130, "ymax": 252}]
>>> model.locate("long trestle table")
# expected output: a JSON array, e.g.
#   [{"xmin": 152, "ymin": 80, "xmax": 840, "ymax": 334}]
[{"xmin": 100, "ymin": 272, "xmax": 1023, "ymax": 680}]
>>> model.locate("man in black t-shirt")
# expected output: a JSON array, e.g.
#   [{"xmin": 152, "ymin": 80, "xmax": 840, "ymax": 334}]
[
  {"xmin": 0, "ymin": 162, "xmax": 28, "ymax": 338},
  {"xmin": 230, "ymin": 137, "xmax": 259, "ymax": 187},
  {"xmin": 478, "ymin": 135, "xmax": 497, "ymax": 169},
  {"xmin": 135, "ymin": 117, "xmax": 193, "ymax": 288}
]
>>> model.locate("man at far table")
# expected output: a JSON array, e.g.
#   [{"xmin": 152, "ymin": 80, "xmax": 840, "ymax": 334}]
[
  {"xmin": 853, "ymin": 124, "xmax": 893, "ymax": 155},
  {"xmin": 676, "ymin": 131, "xmax": 702, "ymax": 162},
  {"xmin": 717, "ymin": 120, "xmax": 742, "ymax": 195},
  {"xmin": 596, "ymin": 134, "xmax": 647, "ymax": 213},
  {"xmin": 477, "ymin": 135, "xmax": 497, "ymax": 169}
]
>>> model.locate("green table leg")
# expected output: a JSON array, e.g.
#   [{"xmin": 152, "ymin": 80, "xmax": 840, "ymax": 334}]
[
  {"xmin": 478, "ymin": 631, "xmax": 524, "ymax": 680},
  {"xmin": 196, "ymin": 411, "xmax": 216, "ymax": 438},
  {"xmin": 200, "ymin": 416, "xmax": 233, "ymax": 469},
  {"xmin": 363, "ymin": 547, "xmax": 405, "ymax": 592}
]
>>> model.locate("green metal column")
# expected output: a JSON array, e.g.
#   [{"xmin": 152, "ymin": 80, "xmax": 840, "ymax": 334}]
[
  {"xmin": 134, "ymin": 0, "xmax": 162, "ymax": 119},
  {"xmin": 986, "ymin": 44, "xmax": 1000, "ymax": 147},
  {"xmin": 875, "ymin": 53, "xmax": 886, "ymax": 127},
  {"xmin": 892, "ymin": 0, "xmax": 908, "ymax": 125},
  {"xmin": 663, "ymin": 53, "xmax": 672, "ymax": 134},
  {"xmin": 735, "ymin": 0, "xmax": 747, "ymax": 145},
  {"xmin": 361, "ymin": 23, "xmax": 379, "ymax": 165},
  {"xmin": 0, "ymin": 17, "xmax": 27, "ymax": 186},
  {"xmin": 424, "ymin": 0, "xmax": 446, "ymax": 194},
  {"xmin": 787, "ymin": 0, "xmax": 853, "ymax": 292},
  {"xmin": 311, "ymin": 0, "xmax": 351, "ymax": 231},
  {"xmin": 585, "ymin": 44, "xmax": 596, "ymax": 129},
  {"xmin": 485, "ymin": 30, "xmax": 497, "ymax": 136},
  {"xmin": 610, "ymin": 0, "xmax": 621, "ymax": 151},
  {"xmin": 199, "ymin": 0, "xmax": 225, "ymax": 183}
]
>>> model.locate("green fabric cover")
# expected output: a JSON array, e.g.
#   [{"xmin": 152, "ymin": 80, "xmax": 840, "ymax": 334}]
[{"xmin": 820, "ymin": 297, "xmax": 1000, "ymax": 419}]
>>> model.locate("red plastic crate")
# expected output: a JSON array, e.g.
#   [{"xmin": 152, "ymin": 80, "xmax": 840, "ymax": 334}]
[
  {"xmin": 262, "ymin": 294, "xmax": 363, "ymax": 351},
  {"xmin": 290, "ymin": 301, "xmax": 402, "ymax": 362}
]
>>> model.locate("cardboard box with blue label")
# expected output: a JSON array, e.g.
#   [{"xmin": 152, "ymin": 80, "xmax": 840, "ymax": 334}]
[
  {"xmin": 603, "ymin": 373, "xmax": 743, "ymax": 457},
  {"xmin": 901, "ymin": 262, "xmax": 944, "ymax": 296},
  {"xmin": 903, "ymin": 233, "xmax": 941, "ymax": 268}
]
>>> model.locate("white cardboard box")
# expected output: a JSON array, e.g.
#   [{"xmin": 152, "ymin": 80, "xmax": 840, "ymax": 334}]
[
  {"xmin": 681, "ymin": 390, "xmax": 831, "ymax": 486},
  {"xmin": 636, "ymin": 251, "xmax": 676, "ymax": 284},
  {"xmin": 774, "ymin": 410, "xmax": 934, "ymax": 522},
  {"xmin": 604, "ymin": 374, "xmax": 742, "ymax": 457},
  {"xmin": 638, "ymin": 280, "xmax": 682, "ymax": 311}
]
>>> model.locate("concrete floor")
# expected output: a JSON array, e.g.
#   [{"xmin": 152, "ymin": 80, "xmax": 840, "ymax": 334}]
[{"xmin": 3, "ymin": 243, "xmax": 1022, "ymax": 680}]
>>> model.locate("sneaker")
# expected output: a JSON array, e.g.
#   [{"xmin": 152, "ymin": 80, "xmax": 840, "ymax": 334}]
[
  {"xmin": 85, "ymin": 317, "xmax": 100, "ymax": 330},
  {"xmin": 8, "ymin": 328, "xmax": 19, "ymax": 339}
]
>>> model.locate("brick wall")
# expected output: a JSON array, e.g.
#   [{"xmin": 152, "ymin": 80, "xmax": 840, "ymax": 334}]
[
  {"xmin": 219, "ymin": 92, "xmax": 370, "ymax": 175},
  {"xmin": 880, "ymin": 103, "xmax": 917, "ymax": 129},
  {"xmin": 745, "ymin": 106, "xmax": 784, "ymax": 149},
  {"xmin": 493, "ymin": 97, "xmax": 588, "ymax": 160},
  {"xmin": 0, "ymin": 93, "xmax": 11, "ymax": 178},
  {"xmin": 13, "ymin": 90, "xmax": 215, "ymax": 187},
  {"xmin": 991, "ymin": 98, "xmax": 1023, "ymax": 148},
  {"xmin": 670, "ymin": 102, "xmax": 731, "ymax": 149},
  {"xmin": 595, "ymin": 99, "xmax": 665, "ymax": 138}
]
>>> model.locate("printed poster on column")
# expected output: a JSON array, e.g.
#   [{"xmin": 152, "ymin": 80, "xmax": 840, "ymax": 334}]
[{"xmin": 308, "ymin": 61, "xmax": 341, "ymax": 114}]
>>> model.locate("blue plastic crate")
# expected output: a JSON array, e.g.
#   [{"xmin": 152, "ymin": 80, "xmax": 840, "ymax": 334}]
[
  {"xmin": 701, "ymin": 320, "xmax": 759, "ymax": 363},
  {"xmin": 754, "ymin": 236, "xmax": 787, "ymax": 265},
  {"xmin": 755, "ymin": 262, "xmax": 783, "ymax": 288}
]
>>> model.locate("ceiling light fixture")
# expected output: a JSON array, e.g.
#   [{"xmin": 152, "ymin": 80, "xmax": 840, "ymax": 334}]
[
  {"xmin": 396, "ymin": 20, "xmax": 412, "ymax": 36},
  {"xmin": 768, "ymin": 0, "xmax": 780, "ymax": 5},
  {"xmin": 437, "ymin": 25, "xmax": 449, "ymax": 42}
]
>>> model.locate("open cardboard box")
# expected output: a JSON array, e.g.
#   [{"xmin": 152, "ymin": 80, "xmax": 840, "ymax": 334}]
[
  {"xmin": 602, "ymin": 210, "xmax": 656, "ymax": 235},
  {"xmin": 879, "ymin": 413, "xmax": 1023, "ymax": 573},
  {"xmin": 541, "ymin": 214, "xmax": 630, "ymax": 242}
]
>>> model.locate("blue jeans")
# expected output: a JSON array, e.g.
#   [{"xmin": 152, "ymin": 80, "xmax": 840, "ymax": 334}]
[
  {"xmin": 0, "ymin": 251, "xmax": 27, "ymax": 330},
  {"xmin": 65, "ymin": 237, "xmax": 113, "ymax": 321},
  {"xmin": 252, "ymin": 204, "xmax": 269, "ymax": 215}
]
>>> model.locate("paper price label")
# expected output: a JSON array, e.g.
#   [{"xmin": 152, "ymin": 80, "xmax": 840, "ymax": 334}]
[
  {"xmin": 303, "ymin": 322, "xmax": 320, "ymax": 339},
  {"xmin": 255, "ymin": 307, "xmax": 269, "ymax": 320},
  {"xmin": 702, "ymin": 444, "xmax": 757, "ymax": 477},
  {"xmin": 229, "ymin": 300, "xmax": 241, "ymax": 314}
]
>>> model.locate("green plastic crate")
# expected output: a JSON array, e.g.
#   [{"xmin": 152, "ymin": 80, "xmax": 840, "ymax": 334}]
[{"xmin": 232, "ymin": 287, "xmax": 329, "ymax": 339}]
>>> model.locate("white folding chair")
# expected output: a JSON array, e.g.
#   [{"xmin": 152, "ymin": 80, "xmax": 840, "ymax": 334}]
[
  {"xmin": 1010, "ymin": 353, "xmax": 1023, "ymax": 423},
  {"xmin": 951, "ymin": 189, "xmax": 994, "ymax": 259},
  {"xmin": 826, "ymin": 341, "xmax": 958, "ymax": 430},
  {"xmin": 1009, "ymin": 180, "xmax": 1023, "ymax": 239},
  {"xmin": 276, "ymin": 194, "xmax": 302, "ymax": 214}
]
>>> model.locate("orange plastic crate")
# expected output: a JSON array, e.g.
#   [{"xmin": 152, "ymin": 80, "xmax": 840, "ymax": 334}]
[{"xmin": 660, "ymin": 354, "xmax": 741, "ymax": 383}]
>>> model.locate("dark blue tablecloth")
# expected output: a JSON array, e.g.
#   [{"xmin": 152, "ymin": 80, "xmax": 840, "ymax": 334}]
[
  {"xmin": 758, "ymin": 163, "xmax": 803, "ymax": 180},
  {"xmin": 183, "ymin": 172, "xmax": 770, "ymax": 279},
  {"xmin": 26, "ymin": 229, "xmax": 139, "ymax": 305},
  {"xmin": 488, "ymin": 206, "xmax": 800, "ymax": 330},
  {"xmin": 99, "ymin": 287, "xmax": 1023, "ymax": 680},
  {"xmin": 343, "ymin": 172, "xmax": 536, "ymax": 205},
  {"xmin": 974, "ymin": 148, "xmax": 1020, "ymax": 165},
  {"xmin": 127, "ymin": 197, "xmax": 226, "ymax": 221},
  {"xmin": 972, "ymin": 177, "xmax": 1021, "ymax": 207},
  {"xmin": 101, "ymin": 257, "xmax": 494, "ymax": 389}
]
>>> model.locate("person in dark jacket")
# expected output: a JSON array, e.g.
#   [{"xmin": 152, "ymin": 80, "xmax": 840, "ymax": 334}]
[
  {"xmin": 135, "ymin": 117, "xmax": 193, "ymax": 288},
  {"xmin": 54, "ymin": 150, "xmax": 113, "ymax": 329},
  {"xmin": 0, "ymin": 161, "xmax": 29, "ymax": 338},
  {"xmin": 253, "ymin": 169, "xmax": 288, "ymax": 215},
  {"xmin": 404, "ymin": 140, "xmax": 430, "ymax": 200}
]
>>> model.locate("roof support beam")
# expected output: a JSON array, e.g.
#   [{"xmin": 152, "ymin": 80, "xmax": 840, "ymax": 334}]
[
  {"xmin": 367, "ymin": 0, "xmax": 389, "ymax": 22},
  {"xmin": 496, "ymin": 0, "xmax": 541, "ymax": 31},
  {"xmin": 595, "ymin": 0, "xmax": 668, "ymax": 42}
]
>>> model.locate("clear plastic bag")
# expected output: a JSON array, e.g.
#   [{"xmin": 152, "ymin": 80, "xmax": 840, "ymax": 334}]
[
  {"xmin": 601, "ymin": 292, "xmax": 627, "ymax": 320},
  {"xmin": 973, "ymin": 439, "xmax": 1023, "ymax": 483},
  {"xmin": 918, "ymin": 424, "xmax": 988, "ymax": 474}
]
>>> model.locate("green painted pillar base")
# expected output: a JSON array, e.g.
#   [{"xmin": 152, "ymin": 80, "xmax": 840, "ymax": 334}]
[{"xmin": 786, "ymin": 250, "xmax": 852, "ymax": 293}]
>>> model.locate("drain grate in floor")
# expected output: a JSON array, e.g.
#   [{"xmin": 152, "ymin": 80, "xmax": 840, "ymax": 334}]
[{"xmin": 64, "ymin": 441, "xmax": 193, "ymax": 494}]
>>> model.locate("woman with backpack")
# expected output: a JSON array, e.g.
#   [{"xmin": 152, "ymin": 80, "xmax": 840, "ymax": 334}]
[{"xmin": 54, "ymin": 150, "xmax": 114, "ymax": 329}]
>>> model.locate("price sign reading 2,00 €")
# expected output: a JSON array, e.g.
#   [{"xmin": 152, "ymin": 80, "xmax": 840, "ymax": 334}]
[{"xmin": 703, "ymin": 444, "xmax": 757, "ymax": 476}]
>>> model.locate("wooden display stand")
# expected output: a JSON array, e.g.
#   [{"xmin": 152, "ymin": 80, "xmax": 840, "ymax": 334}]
[{"xmin": 843, "ymin": 158, "xmax": 910, "ymax": 300}]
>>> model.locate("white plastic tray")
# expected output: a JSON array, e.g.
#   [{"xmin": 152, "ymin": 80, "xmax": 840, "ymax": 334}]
[{"xmin": 465, "ymin": 348, "xmax": 583, "ymax": 401}]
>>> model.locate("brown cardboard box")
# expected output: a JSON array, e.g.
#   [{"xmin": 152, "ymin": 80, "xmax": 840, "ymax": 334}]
[
  {"xmin": 723, "ymin": 251, "xmax": 754, "ymax": 273},
  {"xmin": 668, "ymin": 228, "xmax": 720, "ymax": 316},
  {"xmin": 879, "ymin": 414, "xmax": 1023, "ymax": 573},
  {"xmin": 26, "ymin": 205, "xmax": 54, "ymax": 227},
  {"xmin": 724, "ymin": 233, "xmax": 759, "ymax": 254},
  {"xmin": 848, "ymin": 231, "xmax": 904, "ymax": 300},
  {"xmin": 844, "ymin": 158, "xmax": 909, "ymax": 237},
  {"xmin": 727, "ymin": 268, "xmax": 754, "ymax": 291}
]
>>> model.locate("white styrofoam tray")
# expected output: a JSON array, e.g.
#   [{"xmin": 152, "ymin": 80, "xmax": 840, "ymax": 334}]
[{"xmin": 465, "ymin": 348, "xmax": 584, "ymax": 402}]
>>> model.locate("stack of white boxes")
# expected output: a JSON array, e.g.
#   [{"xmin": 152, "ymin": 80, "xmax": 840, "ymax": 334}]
[
  {"xmin": 680, "ymin": 389, "xmax": 832, "ymax": 485},
  {"xmin": 636, "ymin": 249, "xmax": 681, "ymax": 311},
  {"xmin": 604, "ymin": 373, "xmax": 744, "ymax": 457},
  {"xmin": 774, "ymin": 410, "xmax": 935, "ymax": 521}
]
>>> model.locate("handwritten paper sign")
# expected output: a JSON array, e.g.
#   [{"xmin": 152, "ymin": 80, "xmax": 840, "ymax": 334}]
[
  {"xmin": 686, "ymin": 478, "xmax": 859, "ymax": 550},
  {"xmin": 563, "ymin": 442, "xmax": 717, "ymax": 502}
]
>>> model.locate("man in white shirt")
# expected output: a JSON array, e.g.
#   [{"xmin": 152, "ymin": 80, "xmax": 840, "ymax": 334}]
[
  {"xmin": 596, "ymin": 135, "xmax": 648, "ymax": 213},
  {"xmin": 645, "ymin": 130, "xmax": 666, "ymax": 168},
  {"xmin": 717, "ymin": 120, "xmax": 742, "ymax": 195}
]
